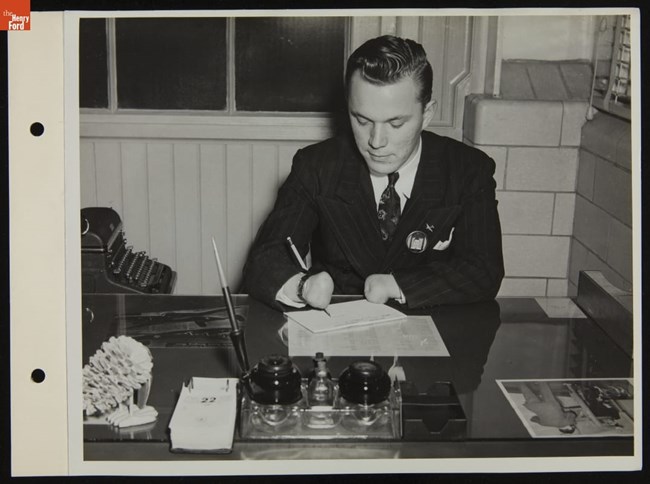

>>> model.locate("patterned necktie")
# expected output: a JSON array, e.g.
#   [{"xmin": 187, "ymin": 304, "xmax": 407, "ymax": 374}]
[{"xmin": 378, "ymin": 172, "xmax": 400, "ymax": 243}]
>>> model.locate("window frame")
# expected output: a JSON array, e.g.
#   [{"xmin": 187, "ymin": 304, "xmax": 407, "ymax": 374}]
[
  {"xmin": 591, "ymin": 15, "xmax": 631, "ymax": 121},
  {"xmin": 80, "ymin": 16, "xmax": 351, "ymax": 117}
]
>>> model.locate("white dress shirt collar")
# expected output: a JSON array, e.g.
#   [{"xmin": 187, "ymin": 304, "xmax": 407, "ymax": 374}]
[{"xmin": 370, "ymin": 137, "xmax": 422, "ymax": 209}]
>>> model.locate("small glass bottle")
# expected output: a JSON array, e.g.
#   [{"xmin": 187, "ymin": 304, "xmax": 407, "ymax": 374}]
[{"xmin": 307, "ymin": 355, "xmax": 334, "ymax": 408}]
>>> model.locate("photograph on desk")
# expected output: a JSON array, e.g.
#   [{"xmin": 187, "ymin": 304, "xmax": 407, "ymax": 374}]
[{"xmin": 497, "ymin": 378, "xmax": 634, "ymax": 438}]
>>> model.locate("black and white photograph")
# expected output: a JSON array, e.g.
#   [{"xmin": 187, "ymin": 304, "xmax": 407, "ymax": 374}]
[
  {"xmin": 497, "ymin": 378, "xmax": 634, "ymax": 438},
  {"xmin": 7, "ymin": 6, "xmax": 641, "ymax": 478}
]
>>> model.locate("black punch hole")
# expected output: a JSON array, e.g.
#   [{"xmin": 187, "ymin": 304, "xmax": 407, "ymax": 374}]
[
  {"xmin": 31, "ymin": 369, "xmax": 46, "ymax": 383},
  {"xmin": 30, "ymin": 122, "xmax": 45, "ymax": 137}
]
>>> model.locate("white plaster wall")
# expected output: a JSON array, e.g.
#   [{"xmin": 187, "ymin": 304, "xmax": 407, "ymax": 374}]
[{"xmin": 500, "ymin": 15, "xmax": 595, "ymax": 61}]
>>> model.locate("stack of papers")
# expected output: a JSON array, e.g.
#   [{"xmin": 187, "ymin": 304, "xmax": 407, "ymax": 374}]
[
  {"xmin": 285, "ymin": 299, "xmax": 407, "ymax": 333},
  {"xmin": 287, "ymin": 315, "xmax": 450, "ymax": 357},
  {"xmin": 168, "ymin": 377, "xmax": 237, "ymax": 453}
]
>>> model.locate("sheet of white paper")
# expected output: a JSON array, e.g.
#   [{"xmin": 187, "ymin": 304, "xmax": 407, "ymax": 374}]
[
  {"xmin": 287, "ymin": 315, "xmax": 449, "ymax": 357},
  {"xmin": 285, "ymin": 299, "xmax": 406, "ymax": 333}
]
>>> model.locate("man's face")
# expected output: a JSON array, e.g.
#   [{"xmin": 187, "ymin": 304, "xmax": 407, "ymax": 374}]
[{"xmin": 347, "ymin": 71, "xmax": 434, "ymax": 176}]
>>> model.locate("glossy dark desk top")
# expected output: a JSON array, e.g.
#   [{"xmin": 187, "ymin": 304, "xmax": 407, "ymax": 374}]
[{"xmin": 81, "ymin": 294, "xmax": 633, "ymax": 460}]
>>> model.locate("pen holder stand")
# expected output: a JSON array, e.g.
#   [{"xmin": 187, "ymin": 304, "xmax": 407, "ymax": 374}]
[{"xmin": 239, "ymin": 379, "xmax": 402, "ymax": 441}]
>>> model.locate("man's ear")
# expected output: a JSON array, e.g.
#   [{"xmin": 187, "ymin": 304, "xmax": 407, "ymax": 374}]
[{"xmin": 422, "ymin": 99, "xmax": 436, "ymax": 128}]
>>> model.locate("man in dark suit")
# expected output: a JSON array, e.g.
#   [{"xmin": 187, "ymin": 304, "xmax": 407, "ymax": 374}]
[{"xmin": 243, "ymin": 35, "xmax": 504, "ymax": 310}]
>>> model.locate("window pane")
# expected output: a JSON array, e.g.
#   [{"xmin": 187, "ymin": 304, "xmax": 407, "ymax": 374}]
[
  {"xmin": 235, "ymin": 17, "xmax": 345, "ymax": 112},
  {"xmin": 115, "ymin": 18, "xmax": 227, "ymax": 110},
  {"xmin": 79, "ymin": 18, "xmax": 109, "ymax": 108}
]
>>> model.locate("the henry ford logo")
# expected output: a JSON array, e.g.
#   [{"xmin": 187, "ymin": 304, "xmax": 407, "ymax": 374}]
[{"xmin": 2, "ymin": 0, "xmax": 31, "ymax": 31}]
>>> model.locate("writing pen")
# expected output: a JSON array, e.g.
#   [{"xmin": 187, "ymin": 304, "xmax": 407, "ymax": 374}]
[{"xmin": 286, "ymin": 236, "xmax": 331, "ymax": 317}]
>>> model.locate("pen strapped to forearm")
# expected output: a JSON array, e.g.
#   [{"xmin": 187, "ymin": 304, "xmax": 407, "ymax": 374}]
[
  {"xmin": 296, "ymin": 271, "xmax": 331, "ymax": 317},
  {"xmin": 286, "ymin": 237, "xmax": 330, "ymax": 316},
  {"xmin": 286, "ymin": 236, "xmax": 308, "ymax": 271}
]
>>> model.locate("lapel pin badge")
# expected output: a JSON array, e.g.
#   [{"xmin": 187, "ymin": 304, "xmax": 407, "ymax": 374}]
[{"xmin": 406, "ymin": 230, "xmax": 428, "ymax": 253}]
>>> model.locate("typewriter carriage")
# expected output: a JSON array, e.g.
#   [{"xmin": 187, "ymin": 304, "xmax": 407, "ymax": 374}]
[{"xmin": 81, "ymin": 207, "xmax": 176, "ymax": 294}]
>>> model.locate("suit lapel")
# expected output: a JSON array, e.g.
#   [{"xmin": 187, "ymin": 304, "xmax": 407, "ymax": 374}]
[
  {"xmin": 382, "ymin": 132, "xmax": 448, "ymax": 267},
  {"xmin": 317, "ymin": 143, "xmax": 387, "ymax": 276},
  {"xmin": 317, "ymin": 132, "xmax": 449, "ymax": 276}
]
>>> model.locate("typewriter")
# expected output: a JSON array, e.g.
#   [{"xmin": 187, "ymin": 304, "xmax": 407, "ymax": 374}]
[{"xmin": 81, "ymin": 207, "xmax": 176, "ymax": 294}]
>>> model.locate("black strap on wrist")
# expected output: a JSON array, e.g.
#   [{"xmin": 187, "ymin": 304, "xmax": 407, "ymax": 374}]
[{"xmin": 297, "ymin": 272, "xmax": 310, "ymax": 303}]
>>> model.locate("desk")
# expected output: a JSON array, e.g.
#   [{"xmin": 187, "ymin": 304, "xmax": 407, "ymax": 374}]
[{"xmin": 82, "ymin": 294, "xmax": 633, "ymax": 460}]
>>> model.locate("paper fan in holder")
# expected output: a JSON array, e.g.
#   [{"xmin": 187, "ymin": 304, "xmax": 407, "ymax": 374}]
[{"xmin": 83, "ymin": 335, "xmax": 158, "ymax": 427}]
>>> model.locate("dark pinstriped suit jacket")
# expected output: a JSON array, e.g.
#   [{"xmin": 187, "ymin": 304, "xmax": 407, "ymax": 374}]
[{"xmin": 242, "ymin": 130, "xmax": 504, "ymax": 309}]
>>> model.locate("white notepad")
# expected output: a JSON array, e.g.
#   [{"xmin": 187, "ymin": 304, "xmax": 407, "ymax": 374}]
[
  {"xmin": 285, "ymin": 299, "xmax": 407, "ymax": 333},
  {"xmin": 168, "ymin": 377, "xmax": 238, "ymax": 454}
]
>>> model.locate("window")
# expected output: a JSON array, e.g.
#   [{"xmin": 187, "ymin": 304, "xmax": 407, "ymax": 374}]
[
  {"xmin": 116, "ymin": 18, "xmax": 227, "ymax": 110},
  {"xmin": 79, "ymin": 17, "xmax": 347, "ymax": 113},
  {"xmin": 79, "ymin": 18, "xmax": 109, "ymax": 108},
  {"xmin": 591, "ymin": 15, "xmax": 631, "ymax": 120},
  {"xmin": 235, "ymin": 17, "xmax": 345, "ymax": 112}
]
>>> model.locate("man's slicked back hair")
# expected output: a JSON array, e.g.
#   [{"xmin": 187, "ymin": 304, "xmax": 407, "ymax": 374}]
[{"xmin": 345, "ymin": 35, "xmax": 433, "ymax": 106}]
